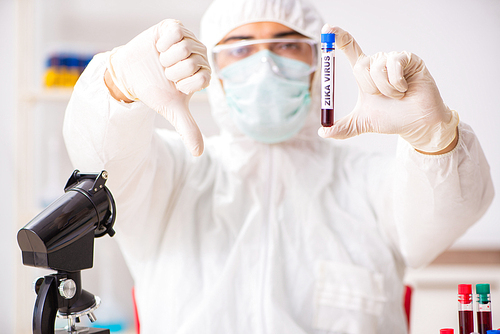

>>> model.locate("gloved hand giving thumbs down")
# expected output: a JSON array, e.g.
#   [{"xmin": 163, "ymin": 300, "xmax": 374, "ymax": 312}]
[
  {"xmin": 318, "ymin": 24, "xmax": 459, "ymax": 154},
  {"xmin": 105, "ymin": 19, "xmax": 211, "ymax": 157}
]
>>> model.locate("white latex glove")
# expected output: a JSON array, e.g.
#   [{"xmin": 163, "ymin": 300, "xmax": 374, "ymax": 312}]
[
  {"xmin": 318, "ymin": 24, "xmax": 459, "ymax": 153},
  {"xmin": 106, "ymin": 19, "xmax": 211, "ymax": 156}
]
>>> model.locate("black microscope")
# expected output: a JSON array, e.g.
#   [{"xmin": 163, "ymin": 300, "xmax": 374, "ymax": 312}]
[{"xmin": 18, "ymin": 170, "xmax": 117, "ymax": 334}]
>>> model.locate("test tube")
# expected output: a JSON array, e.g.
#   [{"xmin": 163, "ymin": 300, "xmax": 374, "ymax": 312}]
[
  {"xmin": 477, "ymin": 284, "xmax": 493, "ymax": 334},
  {"xmin": 458, "ymin": 284, "xmax": 474, "ymax": 334},
  {"xmin": 320, "ymin": 33, "xmax": 335, "ymax": 127}
]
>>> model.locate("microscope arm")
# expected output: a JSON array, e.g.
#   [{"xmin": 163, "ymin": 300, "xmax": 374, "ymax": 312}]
[{"xmin": 33, "ymin": 275, "xmax": 58, "ymax": 334}]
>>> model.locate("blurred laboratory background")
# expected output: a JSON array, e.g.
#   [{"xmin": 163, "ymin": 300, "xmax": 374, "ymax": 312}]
[{"xmin": 1, "ymin": 0, "xmax": 499, "ymax": 333}]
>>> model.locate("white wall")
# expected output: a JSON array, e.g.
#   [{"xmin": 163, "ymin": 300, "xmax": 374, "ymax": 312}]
[
  {"xmin": 44, "ymin": 0, "xmax": 500, "ymax": 249},
  {"xmin": 37, "ymin": 1, "xmax": 500, "ymax": 249},
  {"xmin": 0, "ymin": 0, "xmax": 16, "ymax": 332},
  {"xmin": 22, "ymin": 0, "xmax": 500, "ymax": 244},
  {"xmin": 7, "ymin": 0, "xmax": 500, "ymax": 333}
]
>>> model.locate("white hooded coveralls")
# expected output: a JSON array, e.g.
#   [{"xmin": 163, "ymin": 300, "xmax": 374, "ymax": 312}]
[{"xmin": 63, "ymin": 0, "xmax": 494, "ymax": 333}]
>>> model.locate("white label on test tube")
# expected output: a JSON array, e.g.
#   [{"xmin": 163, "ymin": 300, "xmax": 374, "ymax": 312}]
[
  {"xmin": 321, "ymin": 50, "xmax": 335, "ymax": 110},
  {"xmin": 321, "ymin": 33, "xmax": 335, "ymax": 127}
]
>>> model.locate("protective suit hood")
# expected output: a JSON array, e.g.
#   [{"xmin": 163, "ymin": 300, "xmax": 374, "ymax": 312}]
[{"xmin": 200, "ymin": 0, "xmax": 325, "ymax": 143}]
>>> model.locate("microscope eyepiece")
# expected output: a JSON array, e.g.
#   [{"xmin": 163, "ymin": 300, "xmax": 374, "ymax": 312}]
[{"xmin": 17, "ymin": 170, "xmax": 116, "ymax": 272}]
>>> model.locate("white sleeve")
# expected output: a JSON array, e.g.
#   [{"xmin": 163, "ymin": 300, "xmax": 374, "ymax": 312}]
[
  {"xmin": 377, "ymin": 122, "xmax": 495, "ymax": 268},
  {"xmin": 63, "ymin": 52, "xmax": 193, "ymax": 276}
]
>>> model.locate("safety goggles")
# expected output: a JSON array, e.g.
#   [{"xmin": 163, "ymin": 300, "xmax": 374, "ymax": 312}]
[{"xmin": 212, "ymin": 38, "xmax": 318, "ymax": 81}]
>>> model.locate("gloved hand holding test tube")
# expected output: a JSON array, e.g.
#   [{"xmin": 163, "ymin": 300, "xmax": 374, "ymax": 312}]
[{"xmin": 318, "ymin": 24, "xmax": 459, "ymax": 154}]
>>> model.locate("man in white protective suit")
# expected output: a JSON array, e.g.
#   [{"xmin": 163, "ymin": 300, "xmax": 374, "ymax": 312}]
[{"xmin": 63, "ymin": 0, "xmax": 494, "ymax": 332}]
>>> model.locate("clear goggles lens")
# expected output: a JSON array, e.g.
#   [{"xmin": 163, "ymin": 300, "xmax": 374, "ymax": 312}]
[{"xmin": 212, "ymin": 38, "xmax": 318, "ymax": 80}]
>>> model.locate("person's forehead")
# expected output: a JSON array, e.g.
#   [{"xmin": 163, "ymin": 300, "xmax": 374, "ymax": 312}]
[{"xmin": 221, "ymin": 21, "xmax": 302, "ymax": 43}]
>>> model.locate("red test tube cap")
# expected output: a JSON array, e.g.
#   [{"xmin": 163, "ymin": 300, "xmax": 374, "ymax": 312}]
[
  {"xmin": 458, "ymin": 284, "xmax": 472, "ymax": 295},
  {"xmin": 440, "ymin": 329, "xmax": 454, "ymax": 334},
  {"xmin": 458, "ymin": 284, "xmax": 472, "ymax": 304}
]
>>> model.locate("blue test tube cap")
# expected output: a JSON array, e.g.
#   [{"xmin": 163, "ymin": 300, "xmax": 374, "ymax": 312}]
[
  {"xmin": 321, "ymin": 33, "xmax": 335, "ymax": 44},
  {"xmin": 486, "ymin": 331, "xmax": 500, "ymax": 334}
]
